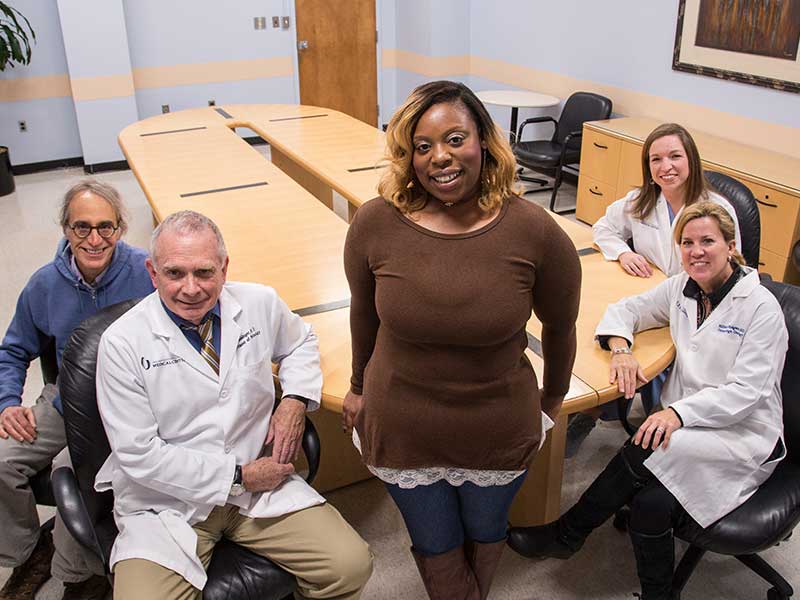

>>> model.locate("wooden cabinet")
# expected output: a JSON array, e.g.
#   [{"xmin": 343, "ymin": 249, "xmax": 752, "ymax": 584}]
[{"xmin": 575, "ymin": 117, "xmax": 800, "ymax": 284}]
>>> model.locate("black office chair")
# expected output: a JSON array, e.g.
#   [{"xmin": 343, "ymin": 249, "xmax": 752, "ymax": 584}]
[
  {"xmin": 513, "ymin": 91, "xmax": 612, "ymax": 214},
  {"xmin": 705, "ymin": 170, "xmax": 761, "ymax": 269},
  {"xmin": 613, "ymin": 280, "xmax": 800, "ymax": 600},
  {"xmin": 52, "ymin": 299, "xmax": 322, "ymax": 600}
]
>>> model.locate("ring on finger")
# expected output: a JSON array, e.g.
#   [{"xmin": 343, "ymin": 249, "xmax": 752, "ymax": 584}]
[{"xmin": 656, "ymin": 426, "xmax": 665, "ymax": 433}]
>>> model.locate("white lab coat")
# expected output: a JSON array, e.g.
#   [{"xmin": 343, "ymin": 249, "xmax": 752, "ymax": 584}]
[
  {"xmin": 596, "ymin": 268, "xmax": 787, "ymax": 527},
  {"xmin": 95, "ymin": 283, "xmax": 325, "ymax": 589},
  {"xmin": 593, "ymin": 190, "xmax": 742, "ymax": 276}
]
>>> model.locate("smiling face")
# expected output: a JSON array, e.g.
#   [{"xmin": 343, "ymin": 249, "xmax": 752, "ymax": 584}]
[
  {"xmin": 648, "ymin": 134, "xmax": 690, "ymax": 200},
  {"xmin": 146, "ymin": 227, "xmax": 228, "ymax": 325},
  {"xmin": 64, "ymin": 191, "xmax": 121, "ymax": 284},
  {"xmin": 680, "ymin": 216, "xmax": 735, "ymax": 293},
  {"xmin": 411, "ymin": 100, "xmax": 485, "ymax": 207}
]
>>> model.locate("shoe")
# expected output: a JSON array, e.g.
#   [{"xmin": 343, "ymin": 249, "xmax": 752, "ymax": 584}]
[
  {"xmin": 507, "ymin": 521, "xmax": 582, "ymax": 560},
  {"xmin": 62, "ymin": 575, "xmax": 111, "ymax": 600},
  {"xmin": 564, "ymin": 412, "xmax": 597, "ymax": 458},
  {"xmin": 0, "ymin": 530, "xmax": 55, "ymax": 600}
]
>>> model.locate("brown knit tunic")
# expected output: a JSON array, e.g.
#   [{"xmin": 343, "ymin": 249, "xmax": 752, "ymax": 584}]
[{"xmin": 344, "ymin": 195, "xmax": 581, "ymax": 471}]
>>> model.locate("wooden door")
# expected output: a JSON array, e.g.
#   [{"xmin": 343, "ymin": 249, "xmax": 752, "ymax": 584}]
[{"xmin": 295, "ymin": 0, "xmax": 378, "ymax": 126}]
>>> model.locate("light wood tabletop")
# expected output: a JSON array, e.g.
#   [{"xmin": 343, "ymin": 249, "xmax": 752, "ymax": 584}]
[{"xmin": 118, "ymin": 104, "xmax": 673, "ymax": 523}]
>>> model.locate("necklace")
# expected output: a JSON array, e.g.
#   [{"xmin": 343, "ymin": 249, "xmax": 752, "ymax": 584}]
[{"xmin": 441, "ymin": 201, "xmax": 455, "ymax": 207}]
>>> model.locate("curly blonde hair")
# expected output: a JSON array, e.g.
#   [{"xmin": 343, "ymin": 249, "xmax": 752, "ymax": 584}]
[{"xmin": 378, "ymin": 81, "xmax": 517, "ymax": 214}]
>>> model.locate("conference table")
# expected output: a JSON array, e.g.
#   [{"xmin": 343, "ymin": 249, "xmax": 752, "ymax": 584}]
[{"xmin": 118, "ymin": 104, "xmax": 673, "ymax": 525}]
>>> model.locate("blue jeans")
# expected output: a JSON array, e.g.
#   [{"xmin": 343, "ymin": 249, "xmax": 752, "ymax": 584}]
[{"xmin": 384, "ymin": 471, "xmax": 528, "ymax": 556}]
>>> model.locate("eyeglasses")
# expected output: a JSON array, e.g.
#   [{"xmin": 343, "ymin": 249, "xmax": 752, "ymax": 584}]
[{"xmin": 68, "ymin": 222, "xmax": 119, "ymax": 239}]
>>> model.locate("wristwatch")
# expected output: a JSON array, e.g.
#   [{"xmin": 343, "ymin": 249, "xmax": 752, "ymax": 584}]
[{"xmin": 230, "ymin": 464, "xmax": 245, "ymax": 497}]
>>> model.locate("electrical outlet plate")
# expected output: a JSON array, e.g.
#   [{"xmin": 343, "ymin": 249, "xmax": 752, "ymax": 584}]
[
  {"xmin": 161, "ymin": 104, "xmax": 170, "ymax": 114},
  {"xmin": 18, "ymin": 120, "xmax": 27, "ymax": 132}
]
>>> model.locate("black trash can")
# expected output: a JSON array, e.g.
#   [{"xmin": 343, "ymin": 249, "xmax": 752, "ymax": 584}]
[{"xmin": 0, "ymin": 146, "xmax": 15, "ymax": 196}]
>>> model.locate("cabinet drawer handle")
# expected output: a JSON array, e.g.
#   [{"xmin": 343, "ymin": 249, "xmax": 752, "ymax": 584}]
[
  {"xmin": 593, "ymin": 142, "xmax": 608, "ymax": 149},
  {"xmin": 589, "ymin": 188, "xmax": 603, "ymax": 196},
  {"xmin": 756, "ymin": 198, "xmax": 778, "ymax": 208}
]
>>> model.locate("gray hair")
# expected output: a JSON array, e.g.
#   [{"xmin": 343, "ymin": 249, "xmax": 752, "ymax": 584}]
[
  {"xmin": 59, "ymin": 179, "xmax": 129, "ymax": 235},
  {"xmin": 150, "ymin": 210, "xmax": 228, "ymax": 267}
]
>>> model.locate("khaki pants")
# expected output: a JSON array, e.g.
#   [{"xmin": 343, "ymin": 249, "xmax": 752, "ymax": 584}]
[
  {"xmin": 113, "ymin": 502, "xmax": 372, "ymax": 600},
  {"xmin": 0, "ymin": 386, "xmax": 104, "ymax": 582}
]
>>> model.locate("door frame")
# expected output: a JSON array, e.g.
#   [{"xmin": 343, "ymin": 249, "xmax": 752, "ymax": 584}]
[{"xmin": 288, "ymin": 0, "xmax": 384, "ymax": 127}]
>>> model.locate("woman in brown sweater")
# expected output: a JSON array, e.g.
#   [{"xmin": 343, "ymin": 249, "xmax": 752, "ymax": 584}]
[{"xmin": 343, "ymin": 80, "xmax": 581, "ymax": 600}]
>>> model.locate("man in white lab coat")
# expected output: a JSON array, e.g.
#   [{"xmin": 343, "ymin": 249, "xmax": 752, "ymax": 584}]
[{"xmin": 95, "ymin": 210, "xmax": 372, "ymax": 600}]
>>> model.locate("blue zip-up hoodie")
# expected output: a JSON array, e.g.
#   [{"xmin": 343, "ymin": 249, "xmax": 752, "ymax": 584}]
[{"xmin": 0, "ymin": 238, "xmax": 154, "ymax": 415}]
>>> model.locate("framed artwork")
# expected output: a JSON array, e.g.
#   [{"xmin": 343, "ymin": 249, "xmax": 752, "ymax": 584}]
[{"xmin": 673, "ymin": 0, "xmax": 800, "ymax": 93}]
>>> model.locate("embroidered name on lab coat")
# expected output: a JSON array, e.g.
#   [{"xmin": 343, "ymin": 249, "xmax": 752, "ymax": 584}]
[
  {"xmin": 237, "ymin": 326, "xmax": 262, "ymax": 349},
  {"xmin": 675, "ymin": 299, "xmax": 688, "ymax": 318},
  {"xmin": 718, "ymin": 324, "xmax": 745, "ymax": 337}
]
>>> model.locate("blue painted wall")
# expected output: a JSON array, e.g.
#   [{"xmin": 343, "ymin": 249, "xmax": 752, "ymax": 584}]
[{"xmin": 0, "ymin": 0, "xmax": 82, "ymax": 165}]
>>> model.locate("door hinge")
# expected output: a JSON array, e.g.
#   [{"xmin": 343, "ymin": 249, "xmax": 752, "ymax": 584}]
[{"xmin": 376, "ymin": 29, "xmax": 379, "ymax": 44}]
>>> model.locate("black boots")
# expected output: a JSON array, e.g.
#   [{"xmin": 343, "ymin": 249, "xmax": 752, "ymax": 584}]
[
  {"xmin": 629, "ymin": 529, "xmax": 675, "ymax": 600},
  {"xmin": 509, "ymin": 448, "xmax": 649, "ymax": 559}
]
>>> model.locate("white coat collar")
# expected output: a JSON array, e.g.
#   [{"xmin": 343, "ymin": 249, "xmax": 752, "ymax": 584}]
[{"xmin": 147, "ymin": 287, "xmax": 243, "ymax": 382}]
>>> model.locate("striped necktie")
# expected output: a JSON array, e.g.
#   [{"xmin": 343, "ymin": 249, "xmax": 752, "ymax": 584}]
[{"xmin": 196, "ymin": 318, "xmax": 220, "ymax": 374}]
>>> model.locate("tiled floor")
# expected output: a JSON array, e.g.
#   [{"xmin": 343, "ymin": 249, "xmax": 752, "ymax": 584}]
[{"xmin": 1, "ymin": 161, "xmax": 795, "ymax": 599}]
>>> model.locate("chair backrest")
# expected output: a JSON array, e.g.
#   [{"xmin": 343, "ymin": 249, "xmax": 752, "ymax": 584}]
[
  {"xmin": 554, "ymin": 92, "xmax": 613, "ymax": 147},
  {"xmin": 40, "ymin": 336, "xmax": 59, "ymax": 385},
  {"xmin": 761, "ymin": 280, "xmax": 800, "ymax": 465},
  {"xmin": 704, "ymin": 170, "xmax": 761, "ymax": 268},
  {"xmin": 58, "ymin": 298, "xmax": 141, "ymax": 524}
]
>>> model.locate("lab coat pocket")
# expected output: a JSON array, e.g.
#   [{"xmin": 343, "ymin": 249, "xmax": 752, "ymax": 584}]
[
  {"xmin": 539, "ymin": 411, "xmax": 555, "ymax": 450},
  {"xmin": 231, "ymin": 355, "xmax": 275, "ymax": 417}
]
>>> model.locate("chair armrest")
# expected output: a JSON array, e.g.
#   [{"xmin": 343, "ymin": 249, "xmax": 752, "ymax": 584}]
[
  {"xmin": 51, "ymin": 466, "xmax": 105, "ymax": 560},
  {"xmin": 562, "ymin": 130, "xmax": 583, "ymax": 151},
  {"xmin": 302, "ymin": 416, "xmax": 321, "ymax": 485},
  {"xmin": 516, "ymin": 116, "xmax": 557, "ymax": 143}
]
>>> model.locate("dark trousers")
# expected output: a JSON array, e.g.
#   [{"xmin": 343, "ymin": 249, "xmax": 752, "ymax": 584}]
[
  {"xmin": 566, "ymin": 440, "xmax": 689, "ymax": 538},
  {"xmin": 385, "ymin": 471, "xmax": 527, "ymax": 555}
]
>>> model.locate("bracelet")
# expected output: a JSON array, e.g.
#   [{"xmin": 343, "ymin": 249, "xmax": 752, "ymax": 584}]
[{"xmin": 611, "ymin": 347, "xmax": 632, "ymax": 355}]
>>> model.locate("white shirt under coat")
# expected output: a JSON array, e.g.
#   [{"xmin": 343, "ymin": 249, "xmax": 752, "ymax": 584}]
[
  {"xmin": 595, "ymin": 268, "xmax": 787, "ymax": 527},
  {"xmin": 95, "ymin": 283, "xmax": 324, "ymax": 589},
  {"xmin": 593, "ymin": 190, "xmax": 742, "ymax": 276}
]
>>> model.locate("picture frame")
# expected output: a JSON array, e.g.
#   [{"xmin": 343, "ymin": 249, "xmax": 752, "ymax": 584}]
[{"xmin": 673, "ymin": 0, "xmax": 800, "ymax": 94}]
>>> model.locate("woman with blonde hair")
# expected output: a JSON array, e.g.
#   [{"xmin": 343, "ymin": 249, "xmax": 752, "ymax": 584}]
[
  {"xmin": 510, "ymin": 202, "xmax": 787, "ymax": 600},
  {"xmin": 343, "ymin": 80, "xmax": 581, "ymax": 599}
]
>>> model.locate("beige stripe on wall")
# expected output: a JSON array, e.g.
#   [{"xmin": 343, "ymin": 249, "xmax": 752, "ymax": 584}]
[
  {"xmin": 133, "ymin": 57, "xmax": 293, "ymax": 89},
  {"xmin": 0, "ymin": 74, "xmax": 71, "ymax": 102},
  {"xmin": 387, "ymin": 51, "xmax": 799, "ymax": 160},
  {"xmin": 382, "ymin": 49, "xmax": 469, "ymax": 77},
  {"xmin": 1, "ymin": 57, "xmax": 294, "ymax": 103},
  {"xmin": 70, "ymin": 73, "xmax": 135, "ymax": 101}
]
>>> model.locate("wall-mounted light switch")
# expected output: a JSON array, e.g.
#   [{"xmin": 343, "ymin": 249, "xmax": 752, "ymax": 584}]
[
  {"xmin": 272, "ymin": 16, "xmax": 280, "ymax": 28},
  {"xmin": 254, "ymin": 17, "xmax": 266, "ymax": 30},
  {"xmin": 161, "ymin": 104, "xmax": 170, "ymax": 114},
  {"xmin": 281, "ymin": 16, "xmax": 290, "ymax": 29}
]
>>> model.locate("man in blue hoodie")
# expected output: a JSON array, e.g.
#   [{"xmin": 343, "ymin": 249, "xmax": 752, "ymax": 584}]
[{"xmin": 0, "ymin": 180, "xmax": 154, "ymax": 600}]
